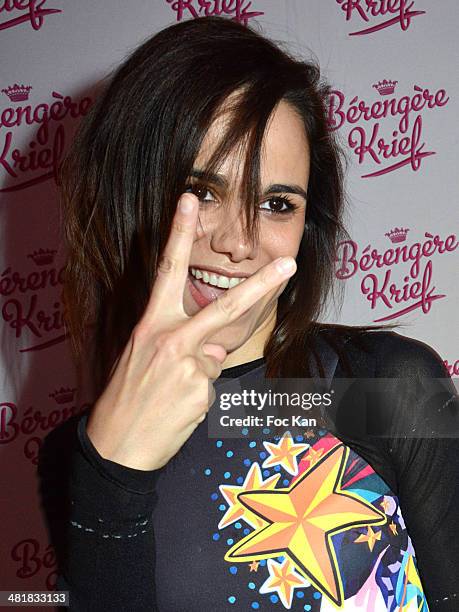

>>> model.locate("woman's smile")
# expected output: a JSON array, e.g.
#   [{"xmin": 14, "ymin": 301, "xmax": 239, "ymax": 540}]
[
  {"xmin": 187, "ymin": 271, "xmax": 227, "ymax": 307},
  {"xmin": 190, "ymin": 265, "xmax": 249, "ymax": 286}
]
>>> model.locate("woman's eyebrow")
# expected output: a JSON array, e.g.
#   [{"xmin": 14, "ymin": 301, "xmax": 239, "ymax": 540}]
[{"xmin": 189, "ymin": 168, "xmax": 307, "ymax": 200}]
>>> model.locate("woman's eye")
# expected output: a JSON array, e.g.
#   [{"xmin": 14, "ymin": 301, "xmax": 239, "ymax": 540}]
[
  {"xmin": 184, "ymin": 183, "xmax": 216, "ymax": 202},
  {"xmin": 259, "ymin": 196, "xmax": 296, "ymax": 215},
  {"xmin": 183, "ymin": 185, "xmax": 296, "ymax": 215}
]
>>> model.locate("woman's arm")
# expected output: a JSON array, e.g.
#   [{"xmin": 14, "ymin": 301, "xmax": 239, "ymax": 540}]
[
  {"xmin": 56, "ymin": 413, "xmax": 162, "ymax": 611},
  {"xmin": 376, "ymin": 333, "xmax": 459, "ymax": 611}
]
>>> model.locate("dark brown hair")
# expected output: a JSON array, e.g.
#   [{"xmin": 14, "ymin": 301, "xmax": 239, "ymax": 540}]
[{"xmin": 59, "ymin": 16, "xmax": 398, "ymax": 396}]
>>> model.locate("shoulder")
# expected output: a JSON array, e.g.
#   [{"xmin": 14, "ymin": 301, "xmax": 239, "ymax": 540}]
[
  {"xmin": 316, "ymin": 323, "xmax": 450, "ymax": 379},
  {"xmin": 319, "ymin": 326, "xmax": 457, "ymax": 442},
  {"xmin": 362, "ymin": 329, "xmax": 449, "ymax": 379}
]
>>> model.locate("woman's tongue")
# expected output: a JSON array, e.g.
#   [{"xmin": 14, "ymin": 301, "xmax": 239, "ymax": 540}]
[{"xmin": 190, "ymin": 273, "xmax": 228, "ymax": 301}]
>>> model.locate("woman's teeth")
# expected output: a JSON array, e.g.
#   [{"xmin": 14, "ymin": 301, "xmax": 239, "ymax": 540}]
[{"xmin": 190, "ymin": 267, "xmax": 247, "ymax": 289}]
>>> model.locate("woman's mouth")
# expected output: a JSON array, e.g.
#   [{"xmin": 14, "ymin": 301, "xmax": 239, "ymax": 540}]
[{"xmin": 186, "ymin": 267, "xmax": 246, "ymax": 308}]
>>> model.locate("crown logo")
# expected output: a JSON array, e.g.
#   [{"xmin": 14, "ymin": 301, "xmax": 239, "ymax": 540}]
[
  {"xmin": 1, "ymin": 83, "xmax": 32, "ymax": 102},
  {"xmin": 385, "ymin": 227, "xmax": 409, "ymax": 243},
  {"xmin": 49, "ymin": 387, "xmax": 76, "ymax": 404},
  {"xmin": 373, "ymin": 79, "xmax": 398, "ymax": 96},
  {"xmin": 27, "ymin": 248, "xmax": 57, "ymax": 266}
]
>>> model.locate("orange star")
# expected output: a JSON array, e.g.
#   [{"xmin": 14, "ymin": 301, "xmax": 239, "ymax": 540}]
[
  {"xmin": 259, "ymin": 558, "xmax": 310, "ymax": 608},
  {"xmin": 380, "ymin": 498, "xmax": 391, "ymax": 513},
  {"xmin": 262, "ymin": 431, "xmax": 309, "ymax": 475},
  {"xmin": 249, "ymin": 560, "xmax": 259, "ymax": 572},
  {"xmin": 354, "ymin": 526, "xmax": 382, "ymax": 552},
  {"xmin": 218, "ymin": 463, "xmax": 280, "ymax": 530},
  {"xmin": 225, "ymin": 444, "xmax": 386, "ymax": 606},
  {"xmin": 389, "ymin": 521, "xmax": 398, "ymax": 536},
  {"xmin": 303, "ymin": 446, "xmax": 324, "ymax": 469}
]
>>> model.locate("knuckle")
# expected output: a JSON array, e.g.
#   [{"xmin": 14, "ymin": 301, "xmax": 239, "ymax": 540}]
[
  {"xmin": 208, "ymin": 361, "xmax": 222, "ymax": 380},
  {"xmin": 214, "ymin": 360, "xmax": 223, "ymax": 378},
  {"xmin": 181, "ymin": 355, "xmax": 199, "ymax": 377},
  {"xmin": 215, "ymin": 292, "xmax": 238, "ymax": 318},
  {"xmin": 172, "ymin": 219, "xmax": 191, "ymax": 235},
  {"xmin": 259, "ymin": 266, "xmax": 272, "ymax": 287},
  {"xmin": 156, "ymin": 255, "xmax": 177, "ymax": 275},
  {"xmin": 156, "ymin": 331, "xmax": 181, "ymax": 357}
]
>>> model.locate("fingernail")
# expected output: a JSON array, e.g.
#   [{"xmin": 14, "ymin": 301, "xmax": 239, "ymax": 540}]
[
  {"xmin": 179, "ymin": 196, "xmax": 194, "ymax": 214},
  {"xmin": 276, "ymin": 257, "xmax": 296, "ymax": 273}
]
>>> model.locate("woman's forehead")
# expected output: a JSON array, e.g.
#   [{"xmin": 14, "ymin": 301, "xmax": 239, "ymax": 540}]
[{"xmin": 194, "ymin": 100, "xmax": 310, "ymax": 188}]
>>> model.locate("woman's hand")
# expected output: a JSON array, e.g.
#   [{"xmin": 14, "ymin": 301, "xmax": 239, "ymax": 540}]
[{"xmin": 85, "ymin": 193, "xmax": 297, "ymax": 470}]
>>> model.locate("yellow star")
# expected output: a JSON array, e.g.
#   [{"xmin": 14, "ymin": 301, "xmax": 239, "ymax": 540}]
[
  {"xmin": 380, "ymin": 498, "xmax": 391, "ymax": 513},
  {"xmin": 218, "ymin": 463, "xmax": 281, "ymax": 529},
  {"xmin": 354, "ymin": 526, "xmax": 382, "ymax": 552},
  {"xmin": 303, "ymin": 446, "xmax": 324, "ymax": 469},
  {"xmin": 249, "ymin": 560, "xmax": 259, "ymax": 572},
  {"xmin": 259, "ymin": 557, "xmax": 310, "ymax": 609},
  {"xmin": 262, "ymin": 430, "xmax": 309, "ymax": 476},
  {"xmin": 389, "ymin": 521, "xmax": 398, "ymax": 536},
  {"xmin": 225, "ymin": 444, "xmax": 386, "ymax": 606}
]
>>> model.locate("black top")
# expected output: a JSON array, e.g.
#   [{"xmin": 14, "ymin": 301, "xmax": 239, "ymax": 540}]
[{"xmin": 38, "ymin": 329, "xmax": 459, "ymax": 611}]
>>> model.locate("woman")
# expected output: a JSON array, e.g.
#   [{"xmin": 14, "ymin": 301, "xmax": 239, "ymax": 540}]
[{"xmin": 42, "ymin": 15, "xmax": 458, "ymax": 612}]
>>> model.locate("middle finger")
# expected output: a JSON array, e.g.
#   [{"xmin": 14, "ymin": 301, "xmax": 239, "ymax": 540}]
[{"xmin": 182, "ymin": 256, "xmax": 296, "ymax": 346}]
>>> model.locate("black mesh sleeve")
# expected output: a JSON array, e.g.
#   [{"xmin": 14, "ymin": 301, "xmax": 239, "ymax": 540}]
[
  {"xmin": 375, "ymin": 333, "xmax": 459, "ymax": 611},
  {"xmin": 55, "ymin": 413, "xmax": 163, "ymax": 611}
]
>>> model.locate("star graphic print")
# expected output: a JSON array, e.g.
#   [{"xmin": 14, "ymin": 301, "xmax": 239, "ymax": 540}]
[
  {"xmin": 213, "ymin": 429, "xmax": 430, "ymax": 610},
  {"xmin": 225, "ymin": 442, "xmax": 386, "ymax": 605}
]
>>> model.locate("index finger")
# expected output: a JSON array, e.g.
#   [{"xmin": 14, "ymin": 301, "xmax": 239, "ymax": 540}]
[
  {"xmin": 144, "ymin": 193, "xmax": 198, "ymax": 318},
  {"xmin": 182, "ymin": 256, "xmax": 296, "ymax": 343}
]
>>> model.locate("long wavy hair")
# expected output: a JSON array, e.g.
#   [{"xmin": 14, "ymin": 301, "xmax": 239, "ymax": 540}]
[{"xmin": 59, "ymin": 16, "xmax": 398, "ymax": 397}]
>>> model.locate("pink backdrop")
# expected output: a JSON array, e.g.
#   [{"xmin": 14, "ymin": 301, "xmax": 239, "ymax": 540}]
[{"xmin": 1, "ymin": 0, "xmax": 457, "ymax": 601}]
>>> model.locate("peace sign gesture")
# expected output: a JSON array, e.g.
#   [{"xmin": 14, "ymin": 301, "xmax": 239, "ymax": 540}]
[{"xmin": 86, "ymin": 193, "xmax": 296, "ymax": 470}]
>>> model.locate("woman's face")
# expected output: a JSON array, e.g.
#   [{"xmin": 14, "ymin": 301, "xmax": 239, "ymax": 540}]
[{"xmin": 182, "ymin": 98, "xmax": 310, "ymax": 354}]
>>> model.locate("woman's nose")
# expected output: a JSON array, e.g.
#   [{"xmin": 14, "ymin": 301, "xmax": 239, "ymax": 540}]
[{"xmin": 209, "ymin": 209, "xmax": 258, "ymax": 262}]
